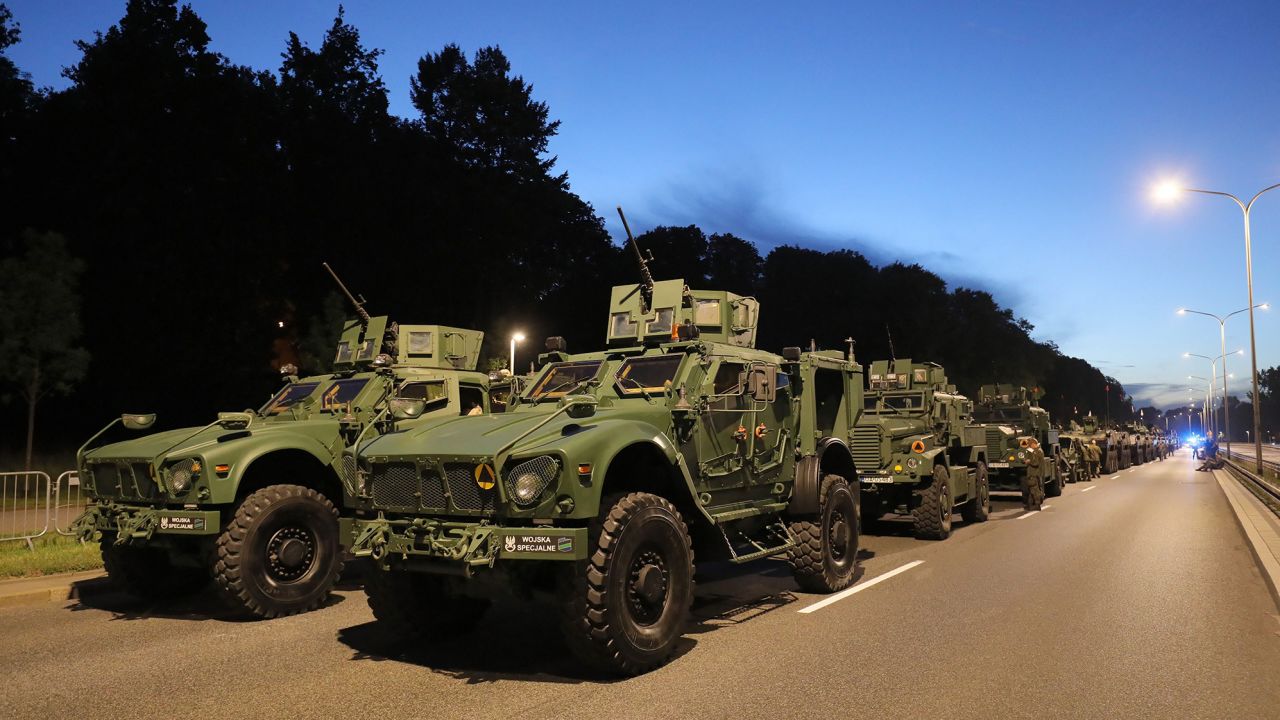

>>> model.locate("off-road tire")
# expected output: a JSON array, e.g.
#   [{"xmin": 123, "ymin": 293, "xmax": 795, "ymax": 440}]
[
  {"xmin": 100, "ymin": 539, "xmax": 209, "ymax": 599},
  {"xmin": 913, "ymin": 464, "xmax": 953, "ymax": 541},
  {"xmin": 1045, "ymin": 465, "xmax": 1063, "ymax": 498},
  {"xmin": 364, "ymin": 568, "xmax": 487, "ymax": 641},
  {"xmin": 213, "ymin": 485, "xmax": 343, "ymax": 619},
  {"xmin": 960, "ymin": 462, "xmax": 990, "ymax": 523},
  {"xmin": 558, "ymin": 492, "xmax": 694, "ymax": 676},
  {"xmin": 787, "ymin": 474, "xmax": 858, "ymax": 593}
]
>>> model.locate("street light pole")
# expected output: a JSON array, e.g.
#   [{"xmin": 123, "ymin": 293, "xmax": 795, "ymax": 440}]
[
  {"xmin": 509, "ymin": 332, "xmax": 526, "ymax": 374},
  {"xmin": 1179, "ymin": 304, "xmax": 1267, "ymax": 454},
  {"xmin": 1174, "ymin": 182, "xmax": 1280, "ymax": 473}
]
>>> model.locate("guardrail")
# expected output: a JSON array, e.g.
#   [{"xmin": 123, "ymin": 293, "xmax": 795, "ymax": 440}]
[
  {"xmin": 1222, "ymin": 447, "xmax": 1280, "ymax": 475},
  {"xmin": 1220, "ymin": 453, "xmax": 1280, "ymax": 517},
  {"xmin": 0, "ymin": 470, "xmax": 90, "ymax": 548}
]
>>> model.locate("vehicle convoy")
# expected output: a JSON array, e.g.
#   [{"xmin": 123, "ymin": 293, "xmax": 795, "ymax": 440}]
[
  {"xmin": 1060, "ymin": 414, "xmax": 1124, "ymax": 475},
  {"xmin": 852, "ymin": 360, "xmax": 991, "ymax": 539},
  {"xmin": 973, "ymin": 384, "xmax": 1067, "ymax": 499},
  {"xmin": 345, "ymin": 219, "xmax": 865, "ymax": 675},
  {"xmin": 74, "ymin": 272, "xmax": 505, "ymax": 618}
]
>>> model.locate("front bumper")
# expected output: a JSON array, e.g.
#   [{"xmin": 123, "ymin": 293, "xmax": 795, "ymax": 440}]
[
  {"xmin": 343, "ymin": 516, "xmax": 589, "ymax": 571},
  {"xmin": 73, "ymin": 503, "xmax": 221, "ymax": 543}
]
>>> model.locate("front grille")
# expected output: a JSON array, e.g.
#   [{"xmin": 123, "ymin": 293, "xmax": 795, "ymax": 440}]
[
  {"xmin": 371, "ymin": 462, "xmax": 418, "ymax": 508},
  {"xmin": 91, "ymin": 464, "xmax": 120, "ymax": 498},
  {"xmin": 444, "ymin": 463, "xmax": 492, "ymax": 511},
  {"xmin": 986, "ymin": 427, "xmax": 1006, "ymax": 458},
  {"xmin": 128, "ymin": 463, "xmax": 158, "ymax": 499},
  {"xmin": 418, "ymin": 467, "xmax": 447, "ymax": 510},
  {"xmin": 850, "ymin": 425, "xmax": 882, "ymax": 473},
  {"xmin": 341, "ymin": 455, "xmax": 358, "ymax": 495}
]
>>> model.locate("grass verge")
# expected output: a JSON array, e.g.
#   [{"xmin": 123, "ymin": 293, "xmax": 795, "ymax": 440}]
[{"xmin": 0, "ymin": 534, "xmax": 102, "ymax": 579}]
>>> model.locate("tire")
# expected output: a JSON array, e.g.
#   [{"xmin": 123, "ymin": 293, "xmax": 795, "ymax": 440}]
[
  {"xmin": 558, "ymin": 492, "xmax": 694, "ymax": 676},
  {"xmin": 100, "ymin": 539, "xmax": 209, "ymax": 600},
  {"xmin": 960, "ymin": 462, "xmax": 990, "ymax": 524},
  {"xmin": 1045, "ymin": 465, "xmax": 1063, "ymax": 498},
  {"xmin": 364, "ymin": 568, "xmax": 487, "ymax": 641},
  {"xmin": 213, "ymin": 485, "xmax": 343, "ymax": 619},
  {"xmin": 913, "ymin": 464, "xmax": 952, "ymax": 541},
  {"xmin": 787, "ymin": 474, "xmax": 858, "ymax": 593}
]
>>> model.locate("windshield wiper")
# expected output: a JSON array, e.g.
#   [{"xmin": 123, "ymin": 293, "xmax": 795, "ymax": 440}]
[
  {"xmin": 539, "ymin": 376, "xmax": 597, "ymax": 398},
  {"xmin": 615, "ymin": 375, "xmax": 656, "ymax": 402}
]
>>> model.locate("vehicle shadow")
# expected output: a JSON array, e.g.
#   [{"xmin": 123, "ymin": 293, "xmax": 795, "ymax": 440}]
[
  {"xmin": 65, "ymin": 578, "xmax": 346, "ymax": 622},
  {"xmin": 335, "ymin": 557, "xmax": 835, "ymax": 683}
]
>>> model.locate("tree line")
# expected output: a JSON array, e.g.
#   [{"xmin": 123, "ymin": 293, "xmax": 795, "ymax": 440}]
[{"xmin": 3, "ymin": 0, "xmax": 1214, "ymax": 463}]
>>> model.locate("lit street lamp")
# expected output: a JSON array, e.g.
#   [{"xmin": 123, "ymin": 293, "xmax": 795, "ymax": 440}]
[
  {"xmin": 510, "ymin": 332, "xmax": 526, "ymax": 374},
  {"xmin": 1178, "ymin": 304, "xmax": 1267, "ymax": 453},
  {"xmin": 1183, "ymin": 349, "xmax": 1243, "ymax": 445},
  {"xmin": 1155, "ymin": 179, "xmax": 1279, "ymax": 473},
  {"xmin": 1188, "ymin": 374, "xmax": 1215, "ymax": 437}
]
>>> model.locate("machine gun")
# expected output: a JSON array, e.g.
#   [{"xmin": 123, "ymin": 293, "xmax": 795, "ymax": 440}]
[
  {"xmin": 616, "ymin": 206, "xmax": 656, "ymax": 313},
  {"xmin": 323, "ymin": 261, "xmax": 372, "ymax": 325}
]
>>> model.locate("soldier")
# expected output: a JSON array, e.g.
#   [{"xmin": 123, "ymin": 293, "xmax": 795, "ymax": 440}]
[
  {"xmin": 1087, "ymin": 440, "xmax": 1101, "ymax": 478},
  {"xmin": 1023, "ymin": 439, "xmax": 1046, "ymax": 510}
]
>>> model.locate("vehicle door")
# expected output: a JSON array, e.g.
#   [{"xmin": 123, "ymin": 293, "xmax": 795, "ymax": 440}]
[{"xmin": 693, "ymin": 358, "xmax": 754, "ymax": 497}]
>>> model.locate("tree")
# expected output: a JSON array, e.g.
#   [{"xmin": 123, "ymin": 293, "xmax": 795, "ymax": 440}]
[
  {"xmin": 0, "ymin": 3, "xmax": 38, "ymax": 225},
  {"xmin": 0, "ymin": 231, "xmax": 90, "ymax": 468}
]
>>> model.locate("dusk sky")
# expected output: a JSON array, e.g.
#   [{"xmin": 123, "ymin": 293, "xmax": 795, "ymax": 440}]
[{"xmin": 7, "ymin": 0, "xmax": 1278, "ymax": 409}]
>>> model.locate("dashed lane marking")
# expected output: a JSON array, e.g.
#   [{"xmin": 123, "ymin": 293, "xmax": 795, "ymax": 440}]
[
  {"xmin": 798, "ymin": 560, "xmax": 925, "ymax": 614},
  {"xmin": 1082, "ymin": 486, "xmax": 1096, "ymax": 493},
  {"xmin": 1109, "ymin": 475, "xmax": 1120, "ymax": 479},
  {"xmin": 1016, "ymin": 510, "xmax": 1040, "ymax": 520}
]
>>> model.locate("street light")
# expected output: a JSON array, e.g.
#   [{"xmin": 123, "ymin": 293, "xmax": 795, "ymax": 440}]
[
  {"xmin": 509, "ymin": 332, "xmax": 526, "ymax": 374},
  {"xmin": 1178, "ymin": 304, "xmax": 1267, "ymax": 453},
  {"xmin": 1188, "ymin": 374, "xmax": 1215, "ymax": 437},
  {"xmin": 1157, "ymin": 180, "xmax": 1280, "ymax": 473}
]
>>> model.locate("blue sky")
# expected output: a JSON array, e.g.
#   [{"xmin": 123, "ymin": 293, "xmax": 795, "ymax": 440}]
[{"xmin": 7, "ymin": 0, "xmax": 1278, "ymax": 409}]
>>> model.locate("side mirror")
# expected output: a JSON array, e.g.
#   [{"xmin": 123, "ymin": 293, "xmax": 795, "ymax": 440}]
[
  {"xmin": 389, "ymin": 398, "xmax": 427, "ymax": 420},
  {"xmin": 216, "ymin": 412, "xmax": 253, "ymax": 430},
  {"xmin": 782, "ymin": 347, "xmax": 802, "ymax": 362},
  {"xmin": 121, "ymin": 413, "xmax": 157, "ymax": 431},
  {"xmin": 747, "ymin": 366, "xmax": 776, "ymax": 403},
  {"xmin": 561, "ymin": 395, "xmax": 598, "ymax": 419}
]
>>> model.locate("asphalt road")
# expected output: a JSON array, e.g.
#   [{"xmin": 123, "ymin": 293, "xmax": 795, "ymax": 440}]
[
  {"xmin": 1227, "ymin": 443, "xmax": 1280, "ymax": 466},
  {"xmin": 2, "ymin": 450, "xmax": 1278, "ymax": 720}
]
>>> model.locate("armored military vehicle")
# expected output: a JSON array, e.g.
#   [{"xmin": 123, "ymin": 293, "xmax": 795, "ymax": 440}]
[
  {"xmin": 345, "ymin": 219, "xmax": 864, "ymax": 675},
  {"xmin": 973, "ymin": 384, "xmax": 1067, "ymax": 498},
  {"xmin": 74, "ymin": 278, "xmax": 505, "ymax": 618},
  {"xmin": 852, "ymin": 360, "xmax": 990, "ymax": 539},
  {"xmin": 1060, "ymin": 414, "xmax": 1123, "ymax": 475}
]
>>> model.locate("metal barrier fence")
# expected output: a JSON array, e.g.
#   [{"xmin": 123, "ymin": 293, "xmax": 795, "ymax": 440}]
[
  {"xmin": 0, "ymin": 470, "xmax": 90, "ymax": 548},
  {"xmin": 0, "ymin": 471, "xmax": 52, "ymax": 549}
]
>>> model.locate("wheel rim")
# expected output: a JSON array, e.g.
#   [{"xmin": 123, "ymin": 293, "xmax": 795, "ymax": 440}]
[
  {"xmin": 939, "ymin": 484, "xmax": 950, "ymax": 528},
  {"xmin": 627, "ymin": 546, "xmax": 669, "ymax": 626},
  {"xmin": 828, "ymin": 500, "xmax": 852, "ymax": 564},
  {"xmin": 265, "ymin": 526, "xmax": 317, "ymax": 583}
]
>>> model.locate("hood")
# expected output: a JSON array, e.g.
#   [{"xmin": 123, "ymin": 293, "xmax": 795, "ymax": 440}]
[
  {"xmin": 862, "ymin": 415, "xmax": 931, "ymax": 441},
  {"xmin": 362, "ymin": 405, "xmax": 573, "ymax": 460},
  {"xmin": 83, "ymin": 416, "xmax": 338, "ymax": 463}
]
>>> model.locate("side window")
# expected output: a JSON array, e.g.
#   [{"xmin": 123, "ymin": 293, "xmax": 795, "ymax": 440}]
[
  {"xmin": 399, "ymin": 381, "xmax": 449, "ymax": 411},
  {"xmin": 713, "ymin": 362, "xmax": 744, "ymax": 394},
  {"xmin": 459, "ymin": 384, "xmax": 484, "ymax": 416},
  {"xmin": 490, "ymin": 386, "xmax": 511, "ymax": 414}
]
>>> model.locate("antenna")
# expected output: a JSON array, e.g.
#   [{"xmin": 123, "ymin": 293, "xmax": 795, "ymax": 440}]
[
  {"xmin": 844, "ymin": 336, "xmax": 855, "ymax": 361},
  {"xmin": 885, "ymin": 324, "xmax": 896, "ymax": 363},
  {"xmin": 323, "ymin": 262, "xmax": 371, "ymax": 325},
  {"xmin": 616, "ymin": 206, "xmax": 655, "ymax": 312}
]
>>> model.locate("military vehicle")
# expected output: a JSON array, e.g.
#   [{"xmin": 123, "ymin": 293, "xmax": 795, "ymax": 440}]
[
  {"xmin": 73, "ymin": 269, "xmax": 506, "ymax": 618},
  {"xmin": 973, "ymin": 384, "xmax": 1066, "ymax": 498},
  {"xmin": 852, "ymin": 360, "xmax": 990, "ymax": 539},
  {"xmin": 1058, "ymin": 434, "xmax": 1092, "ymax": 484},
  {"xmin": 1060, "ymin": 414, "xmax": 1124, "ymax": 475},
  {"xmin": 345, "ymin": 214, "xmax": 864, "ymax": 675}
]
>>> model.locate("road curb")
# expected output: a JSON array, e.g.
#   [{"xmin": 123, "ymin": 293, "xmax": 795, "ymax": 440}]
[
  {"xmin": 0, "ymin": 571, "xmax": 110, "ymax": 610},
  {"xmin": 1213, "ymin": 469, "xmax": 1280, "ymax": 610}
]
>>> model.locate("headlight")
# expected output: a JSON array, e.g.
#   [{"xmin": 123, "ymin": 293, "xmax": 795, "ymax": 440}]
[
  {"xmin": 906, "ymin": 457, "xmax": 920, "ymax": 470},
  {"xmin": 1016, "ymin": 451, "xmax": 1026, "ymax": 460},
  {"xmin": 505, "ymin": 456, "xmax": 560, "ymax": 508},
  {"xmin": 168, "ymin": 459, "xmax": 201, "ymax": 493}
]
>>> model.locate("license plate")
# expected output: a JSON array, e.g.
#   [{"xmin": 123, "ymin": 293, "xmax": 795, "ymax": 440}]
[
  {"xmin": 988, "ymin": 462, "xmax": 1010, "ymax": 468},
  {"xmin": 860, "ymin": 475, "xmax": 894, "ymax": 484}
]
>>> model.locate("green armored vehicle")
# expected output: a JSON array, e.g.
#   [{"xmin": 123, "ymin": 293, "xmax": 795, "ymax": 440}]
[
  {"xmin": 852, "ymin": 360, "xmax": 990, "ymax": 539},
  {"xmin": 1060, "ymin": 414, "xmax": 1123, "ymax": 475},
  {"xmin": 74, "ymin": 312, "xmax": 504, "ymax": 618},
  {"xmin": 346, "ymin": 230, "xmax": 864, "ymax": 675},
  {"xmin": 973, "ymin": 384, "xmax": 1066, "ymax": 498}
]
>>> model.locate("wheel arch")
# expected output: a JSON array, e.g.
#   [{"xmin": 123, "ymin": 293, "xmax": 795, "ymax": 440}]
[
  {"xmin": 789, "ymin": 437, "xmax": 858, "ymax": 516},
  {"xmin": 233, "ymin": 447, "xmax": 343, "ymax": 508}
]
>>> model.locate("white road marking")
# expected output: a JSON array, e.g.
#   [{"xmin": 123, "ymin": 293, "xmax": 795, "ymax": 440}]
[
  {"xmin": 1128, "ymin": 468, "xmax": 1136, "ymax": 473},
  {"xmin": 1109, "ymin": 475, "xmax": 1119, "ymax": 479},
  {"xmin": 1016, "ymin": 510, "xmax": 1039, "ymax": 520},
  {"xmin": 1041, "ymin": 504, "xmax": 1052, "ymax": 510},
  {"xmin": 798, "ymin": 560, "xmax": 924, "ymax": 614},
  {"xmin": 1082, "ymin": 486, "xmax": 1096, "ymax": 493}
]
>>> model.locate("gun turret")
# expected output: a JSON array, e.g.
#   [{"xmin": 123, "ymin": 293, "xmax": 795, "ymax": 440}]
[
  {"xmin": 323, "ymin": 262, "xmax": 371, "ymax": 325},
  {"xmin": 616, "ymin": 206, "xmax": 655, "ymax": 313}
]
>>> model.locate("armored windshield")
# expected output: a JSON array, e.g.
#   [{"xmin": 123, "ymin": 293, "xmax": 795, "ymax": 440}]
[
  {"xmin": 261, "ymin": 382, "xmax": 321, "ymax": 415},
  {"xmin": 974, "ymin": 407, "xmax": 1024, "ymax": 422},
  {"xmin": 527, "ymin": 360, "xmax": 604, "ymax": 400},
  {"xmin": 318, "ymin": 378, "xmax": 371, "ymax": 411},
  {"xmin": 864, "ymin": 392, "xmax": 926, "ymax": 413},
  {"xmin": 615, "ymin": 354, "xmax": 683, "ymax": 395}
]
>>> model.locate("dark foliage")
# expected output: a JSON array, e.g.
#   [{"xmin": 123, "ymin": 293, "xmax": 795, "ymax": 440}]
[{"xmin": 0, "ymin": 2, "xmax": 1138, "ymax": 455}]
